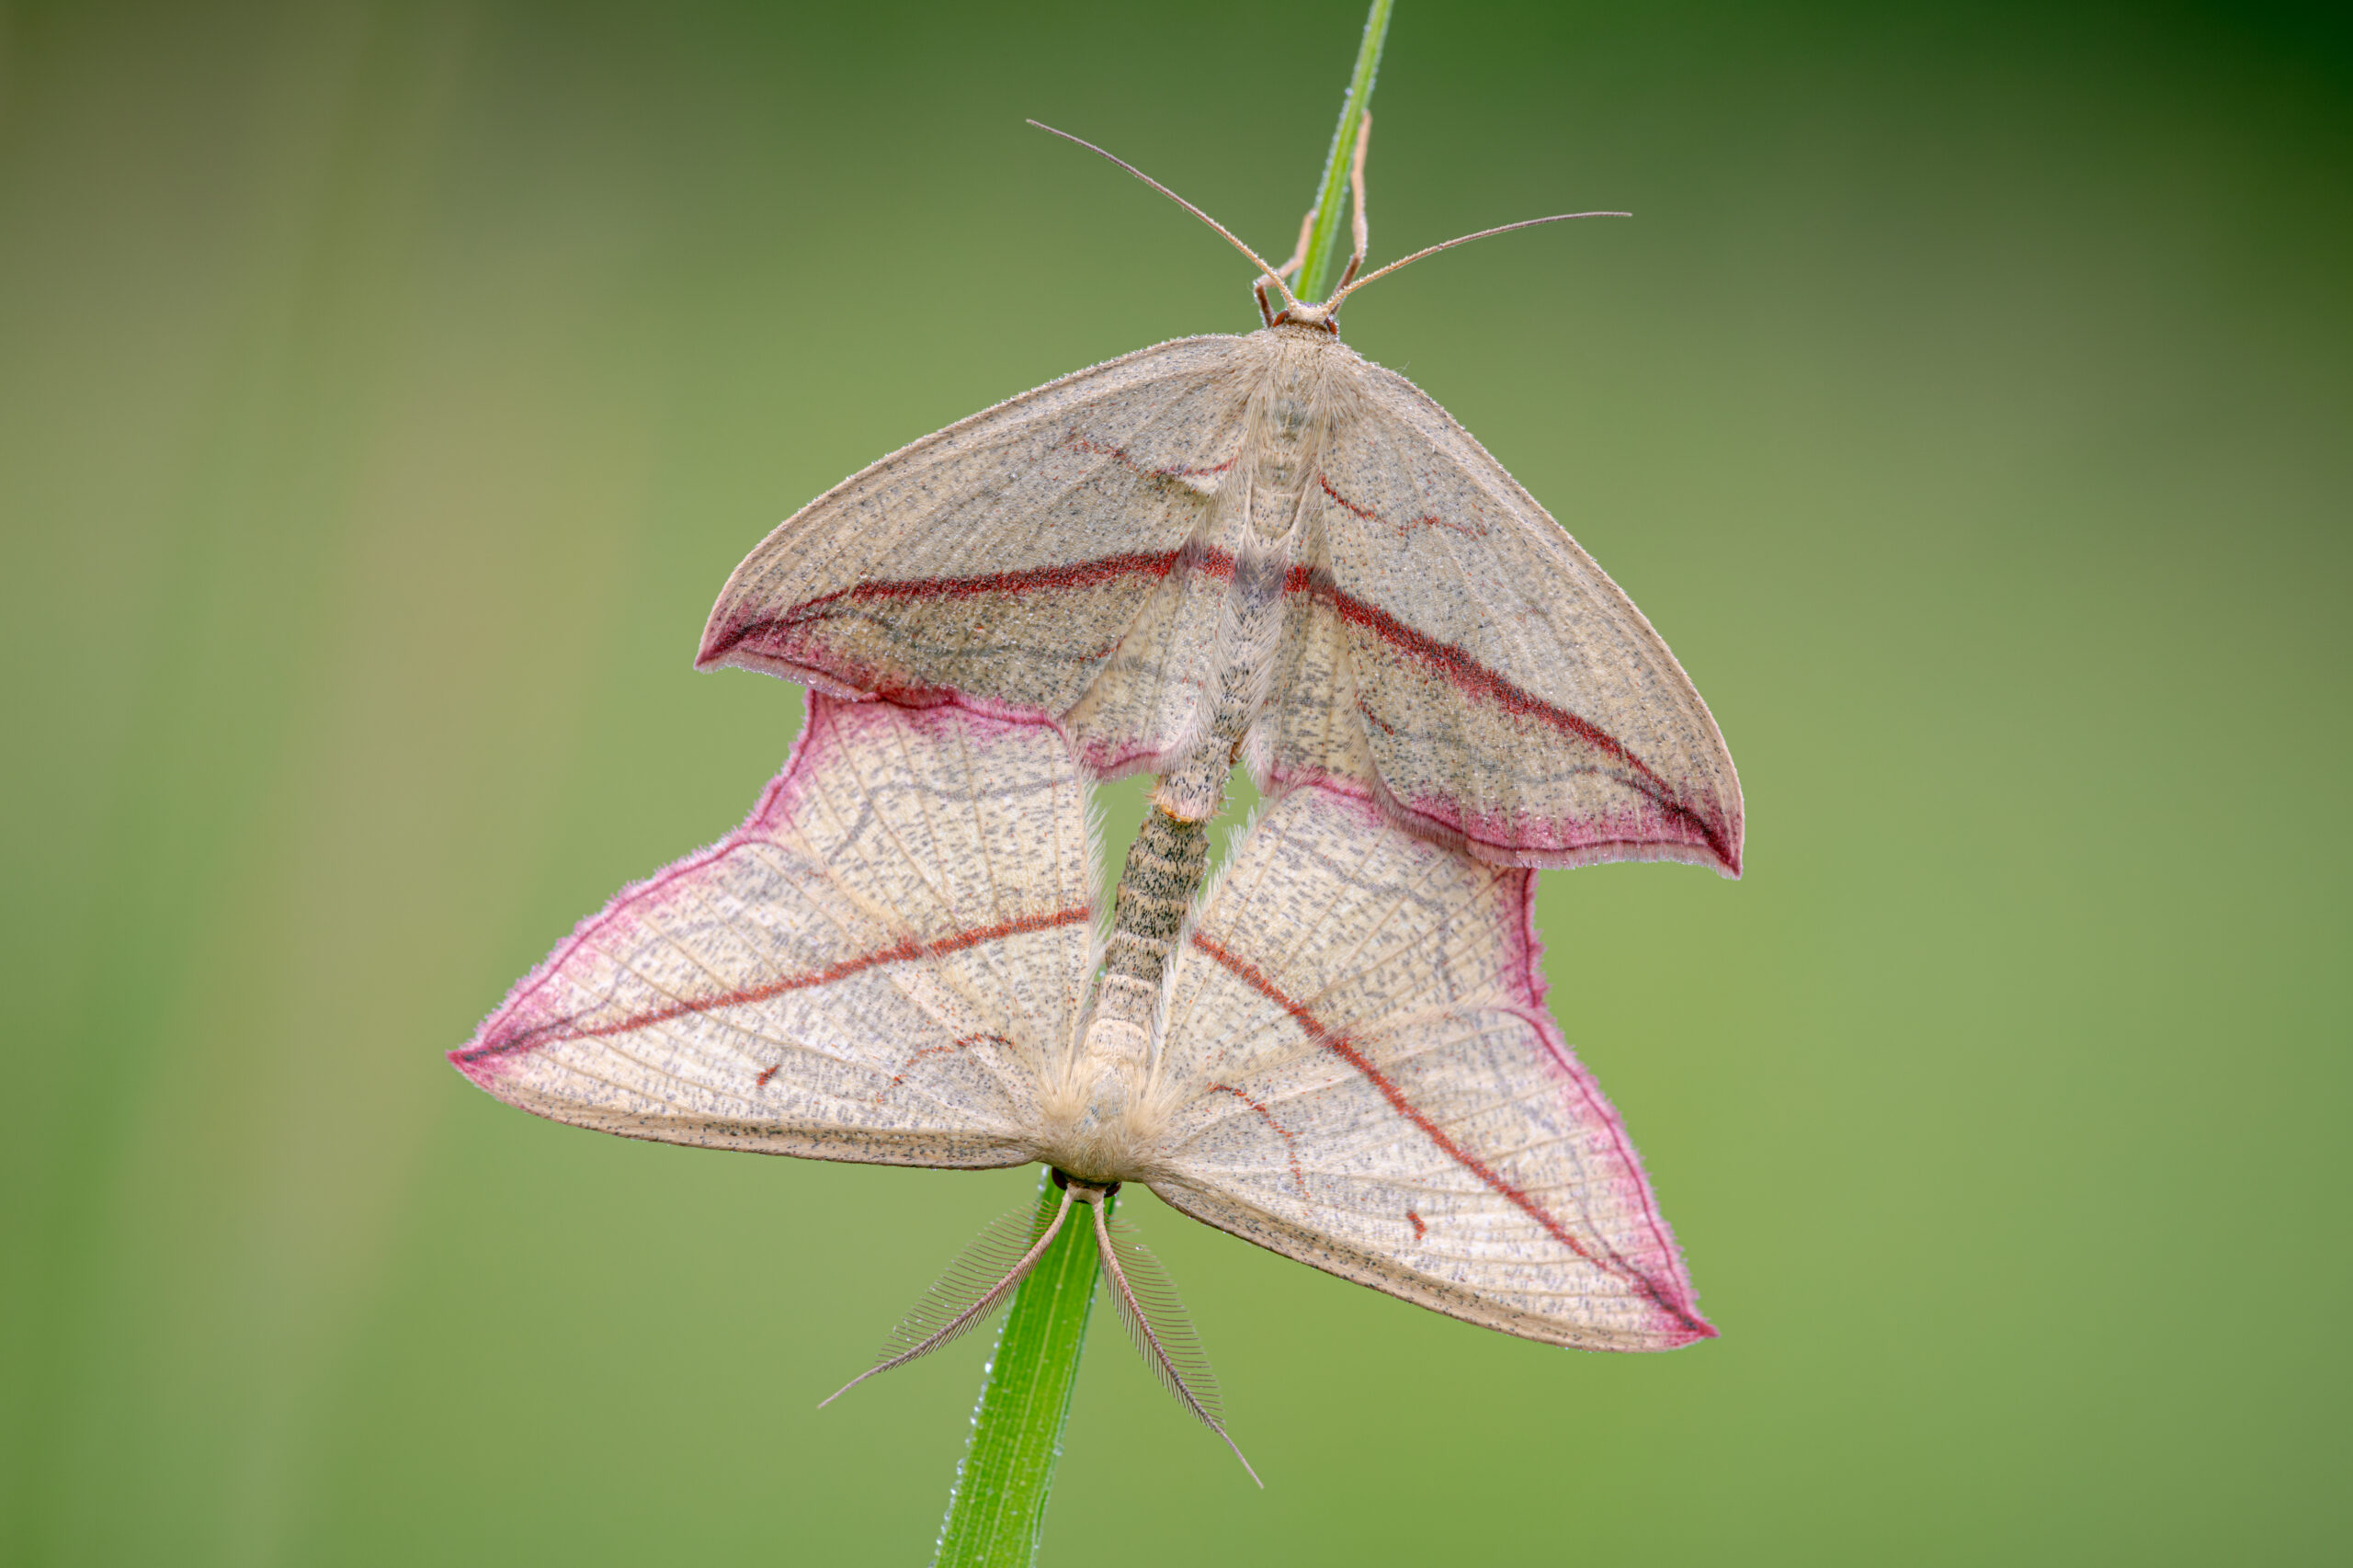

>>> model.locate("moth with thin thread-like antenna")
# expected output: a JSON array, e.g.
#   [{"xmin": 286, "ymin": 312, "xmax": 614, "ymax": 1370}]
[
  {"xmin": 452, "ymin": 118, "xmax": 1728, "ymax": 1484},
  {"xmin": 701, "ymin": 119, "xmax": 1743, "ymax": 945}
]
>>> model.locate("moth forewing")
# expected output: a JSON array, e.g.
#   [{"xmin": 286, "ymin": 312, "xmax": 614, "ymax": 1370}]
[
  {"xmin": 702, "ymin": 308, "xmax": 1742, "ymax": 875},
  {"xmin": 1307, "ymin": 360, "xmax": 1742, "ymax": 871},
  {"xmin": 449, "ymin": 696, "xmax": 1099, "ymax": 1166},
  {"xmin": 700, "ymin": 335, "xmax": 1258, "ymax": 716}
]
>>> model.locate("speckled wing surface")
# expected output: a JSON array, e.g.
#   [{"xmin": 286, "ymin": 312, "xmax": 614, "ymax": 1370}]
[
  {"xmin": 699, "ymin": 325, "xmax": 1741, "ymax": 877},
  {"xmin": 699, "ymin": 335, "xmax": 1255, "ymax": 730},
  {"xmin": 449, "ymin": 697, "xmax": 1097, "ymax": 1165},
  {"xmin": 1143, "ymin": 784, "xmax": 1711, "ymax": 1351},
  {"xmin": 450, "ymin": 699, "xmax": 1707, "ymax": 1349},
  {"xmin": 1261, "ymin": 357, "xmax": 1742, "ymax": 874}
]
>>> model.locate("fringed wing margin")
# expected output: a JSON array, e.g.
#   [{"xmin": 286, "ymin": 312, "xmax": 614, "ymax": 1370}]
[
  {"xmin": 1146, "ymin": 782, "xmax": 1712, "ymax": 1350},
  {"xmin": 448, "ymin": 695, "xmax": 1097, "ymax": 1166},
  {"xmin": 699, "ymin": 335, "xmax": 1259, "ymax": 736},
  {"xmin": 1263, "ymin": 360, "xmax": 1741, "ymax": 874}
]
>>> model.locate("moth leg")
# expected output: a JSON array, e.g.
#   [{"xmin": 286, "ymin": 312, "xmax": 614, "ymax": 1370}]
[
  {"xmin": 1276, "ymin": 208, "xmax": 1313, "ymax": 281},
  {"xmin": 1256, "ymin": 208, "xmax": 1318, "ymax": 326},
  {"xmin": 1336, "ymin": 111, "xmax": 1373, "ymax": 292}
]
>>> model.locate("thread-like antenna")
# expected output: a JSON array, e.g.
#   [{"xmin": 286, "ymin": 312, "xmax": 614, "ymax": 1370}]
[
  {"xmin": 1330, "ymin": 210, "xmax": 1630, "ymax": 304},
  {"xmin": 1027, "ymin": 120, "xmax": 1301, "ymax": 312},
  {"xmin": 1029, "ymin": 118, "xmax": 1627, "ymax": 324}
]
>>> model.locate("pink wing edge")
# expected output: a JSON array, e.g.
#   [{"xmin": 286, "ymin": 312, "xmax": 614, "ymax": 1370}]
[
  {"xmin": 1262, "ymin": 751, "xmax": 1739, "ymax": 881},
  {"xmin": 447, "ymin": 691, "xmax": 1068, "ymax": 1091},
  {"xmin": 699, "ymin": 577, "xmax": 1741, "ymax": 879},
  {"xmin": 1182, "ymin": 783, "xmax": 1715, "ymax": 1349},
  {"xmin": 1493, "ymin": 823, "xmax": 1717, "ymax": 1346}
]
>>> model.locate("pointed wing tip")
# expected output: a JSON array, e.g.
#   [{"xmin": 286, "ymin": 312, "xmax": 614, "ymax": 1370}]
[
  {"xmin": 1623, "ymin": 820, "xmax": 1740, "ymax": 880},
  {"xmin": 690, "ymin": 613, "xmax": 823, "ymax": 685},
  {"xmin": 692, "ymin": 599, "xmax": 741, "ymax": 669},
  {"xmin": 446, "ymin": 1040, "xmax": 505, "ymax": 1087},
  {"xmin": 691, "ymin": 624, "xmax": 752, "ymax": 675},
  {"xmin": 1666, "ymin": 1313, "xmax": 1721, "ymax": 1346},
  {"xmin": 447, "ymin": 1033, "xmax": 543, "ymax": 1096},
  {"xmin": 1713, "ymin": 816, "xmax": 1745, "ymax": 879},
  {"xmin": 1647, "ymin": 1290, "xmax": 1718, "ymax": 1347}
]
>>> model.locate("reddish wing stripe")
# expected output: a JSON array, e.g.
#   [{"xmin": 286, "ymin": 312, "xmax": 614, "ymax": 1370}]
[
  {"xmin": 1280, "ymin": 563, "xmax": 1649, "ymax": 786},
  {"xmin": 1188, "ymin": 933, "xmax": 1601, "ymax": 1265},
  {"xmin": 868, "ymin": 1032, "xmax": 1018, "ymax": 1102},
  {"xmin": 705, "ymin": 545, "xmax": 1728, "ymax": 866},
  {"xmin": 1189, "ymin": 931, "xmax": 1704, "ymax": 1332},
  {"xmin": 1316, "ymin": 473, "xmax": 1379, "ymax": 524},
  {"xmin": 1307, "ymin": 567, "xmax": 1649, "ymax": 778},
  {"xmin": 700, "ymin": 547, "xmax": 1214, "ymax": 672},
  {"xmin": 457, "ymin": 904, "xmax": 1093, "ymax": 1066},
  {"xmin": 782, "ymin": 549, "xmax": 1188, "ymax": 615},
  {"xmin": 1319, "ymin": 475, "xmax": 1484, "ymax": 540},
  {"xmin": 716, "ymin": 548, "xmax": 1650, "ymax": 778},
  {"xmin": 1067, "ymin": 432, "xmax": 1237, "ymax": 482},
  {"xmin": 1206, "ymin": 1082, "xmax": 1308, "ymax": 1196},
  {"xmin": 1303, "ymin": 562, "xmax": 1733, "ymax": 862}
]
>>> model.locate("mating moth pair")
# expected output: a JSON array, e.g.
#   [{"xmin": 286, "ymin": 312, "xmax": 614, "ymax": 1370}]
[{"xmin": 453, "ymin": 123, "xmax": 1741, "ymax": 1479}]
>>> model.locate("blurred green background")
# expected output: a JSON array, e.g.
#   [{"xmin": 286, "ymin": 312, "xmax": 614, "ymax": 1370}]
[{"xmin": 5, "ymin": 0, "xmax": 2347, "ymax": 1562}]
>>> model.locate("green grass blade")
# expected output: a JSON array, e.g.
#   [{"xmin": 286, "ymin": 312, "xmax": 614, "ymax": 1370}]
[
  {"xmin": 929, "ymin": 25, "xmax": 1392, "ymax": 1555},
  {"xmin": 1295, "ymin": 0, "xmax": 1394, "ymax": 303},
  {"xmin": 930, "ymin": 1174, "xmax": 1110, "ymax": 1568}
]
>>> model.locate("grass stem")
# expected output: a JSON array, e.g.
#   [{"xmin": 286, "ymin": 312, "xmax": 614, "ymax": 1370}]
[
  {"xmin": 1295, "ymin": 0, "xmax": 1394, "ymax": 302},
  {"xmin": 930, "ymin": 16, "xmax": 1397, "ymax": 1556},
  {"xmin": 929, "ymin": 1174, "xmax": 1110, "ymax": 1567}
]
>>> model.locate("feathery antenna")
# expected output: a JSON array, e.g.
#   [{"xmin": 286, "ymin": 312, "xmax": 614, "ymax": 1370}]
[
  {"xmin": 1086, "ymin": 1192, "xmax": 1262, "ymax": 1487},
  {"xmin": 818, "ymin": 1187, "xmax": 1077, "ymax": 1409}
]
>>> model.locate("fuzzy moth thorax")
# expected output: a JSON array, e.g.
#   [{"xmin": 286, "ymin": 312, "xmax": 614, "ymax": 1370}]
[{"xmin": 1028, "ymin": 987, "xmax": 1180, "ymax": 1184}]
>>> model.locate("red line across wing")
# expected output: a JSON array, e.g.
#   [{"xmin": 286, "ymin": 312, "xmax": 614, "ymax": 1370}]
[
  {"xmin": 1205, "ymin": 1081, "xmax": 1308, "ymax": 1196},
  {"xmin": 1188, "ymin": 930, "xmax": 1709, "ymax": 1335},
  {"xmin": 699, "ymin": 544, "xmax": 1728, "ymax": 869},
  {"xmin": 454, "ymin": 903, "xmax": 1093, "ymax": 1068}
]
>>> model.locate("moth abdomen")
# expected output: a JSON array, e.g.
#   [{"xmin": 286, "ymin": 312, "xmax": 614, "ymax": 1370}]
[{"xmin": 1103, "ymin": 805, "xmax": 1211, "ymax": 990}]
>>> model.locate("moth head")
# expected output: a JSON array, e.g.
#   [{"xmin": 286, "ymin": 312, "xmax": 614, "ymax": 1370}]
[{"xmin": 1268, "ymin": 298, "xmax": 1342, "ymax": 335}]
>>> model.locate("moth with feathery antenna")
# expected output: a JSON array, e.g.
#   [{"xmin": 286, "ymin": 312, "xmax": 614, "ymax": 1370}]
[
  {"xmin": 454, "ymin": 695, "xmax": 1715, "ymax": 1483},
  {"xmin": 455, "ymin": 121, "xmax": 1732, "ymax": 1483}
]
